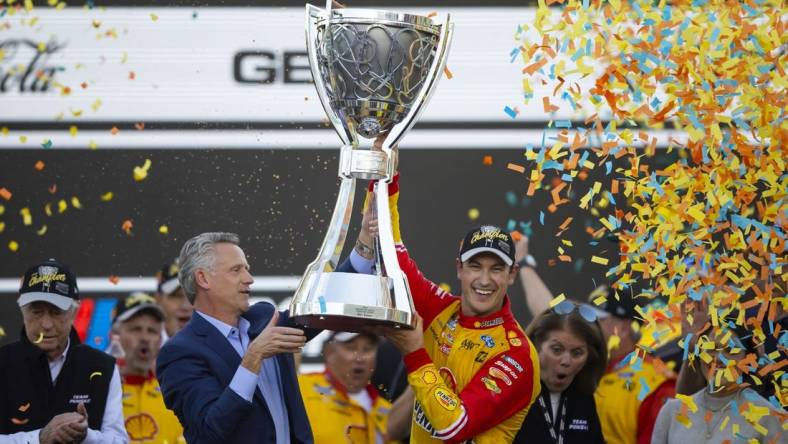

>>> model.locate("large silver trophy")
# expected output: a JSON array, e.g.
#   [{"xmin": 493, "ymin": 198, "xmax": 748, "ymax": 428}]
[{"xmin": 290, "ymin": 2, "xmax": 453, "ymax": 330}]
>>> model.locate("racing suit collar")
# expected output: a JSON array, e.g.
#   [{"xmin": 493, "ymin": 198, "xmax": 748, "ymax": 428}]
[
  {"xmin": 458, "ymin": 295, "xmax": 515, "ymax": 329},
  {"xmin": 122, "ymin": 370, "xmax": 156, "ymax": 385}
]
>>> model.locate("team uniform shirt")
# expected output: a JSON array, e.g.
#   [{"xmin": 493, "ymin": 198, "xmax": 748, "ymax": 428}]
[
  {"xmin": 299, "ymin": 371, "xmax": 392, "ymax": 444},
  {"xmin": 594, "ymin": 355, "xmax": 675, "ymax": 444},
  {"xmin": 121, "ymin": 373, "xmax": 185, "ymax": 444},
  {"xmin": 377, "ymin": 175, "xmax": 541, "ymax": 443}
]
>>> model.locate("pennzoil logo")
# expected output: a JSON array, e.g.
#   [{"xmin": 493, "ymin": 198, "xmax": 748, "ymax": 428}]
[
  {"xmin": 470, "ymin": 226, "xmax": 509, "ymax": 244},
  {"xmin": 28, "ymin": 271, "xmax": 66, "ymax": 288},
  {"xmin": 433, "ymin": 388, "xmax": 459, "ymax": 411}
]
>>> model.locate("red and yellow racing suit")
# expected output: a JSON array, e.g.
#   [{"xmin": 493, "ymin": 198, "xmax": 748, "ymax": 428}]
[
  {"xmin": 121, "ymin": 372, "xmax": 185, "ymax": 444},
  {"xmin": 376, "ymin": 175, "xmax": 541, "ymax": 443}
]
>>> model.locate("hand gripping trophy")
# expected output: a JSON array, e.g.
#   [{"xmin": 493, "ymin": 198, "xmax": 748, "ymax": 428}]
[{"xmin": 290, "ymin": 2, "xmax": 453, "ymax": 331}]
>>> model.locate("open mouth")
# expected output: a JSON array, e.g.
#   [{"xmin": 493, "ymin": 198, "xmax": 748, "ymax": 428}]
[
  {"xmin": 473, "ymin": 288, "xmax": 493, "ymax": 297},
  {"xmin": 177, "ymin": 316, "xmax": 191, "ymax": 325},
  {"xmin": 555, "ymin": 373, "xmax": 568, "ymax": 383},
  {"xmin": 137, "ymin": 346, "xmax": 150, "ymax": 359}
]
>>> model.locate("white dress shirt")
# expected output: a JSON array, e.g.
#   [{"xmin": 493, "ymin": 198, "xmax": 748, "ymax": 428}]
[{"xmin": 0, "ymin": 339, "xmax": 129, "ymax": 444}]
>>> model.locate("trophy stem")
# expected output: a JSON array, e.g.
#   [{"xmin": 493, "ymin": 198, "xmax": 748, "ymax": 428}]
[
  {"xmin": 374, "ymin": 180, "xmax": 416, "ymax": 326},
  {"xmin": 291, "ymin": 176, "xmax": 355, "ymax": 301}
]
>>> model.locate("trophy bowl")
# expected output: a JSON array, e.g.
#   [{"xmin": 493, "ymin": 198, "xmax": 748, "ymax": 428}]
[{"xmin": 290, "ymin": 3, "xmax": 453, "ymax": 331}]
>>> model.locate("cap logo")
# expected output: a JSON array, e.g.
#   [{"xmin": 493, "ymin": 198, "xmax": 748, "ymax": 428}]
[
  {"xmin": 125, "ymin": 292, "xmax": 156, "ymax": 307},
  {"xmin": 28, "ymin": 270, "xmax": 66, "ymax": 290},
  {"xmin": 470, "ymin": 226, "xmax": 508, "ymax": 244},
  {"xmin": 497, "ymin": 240, "xmax": 511, "ymax": 254}
]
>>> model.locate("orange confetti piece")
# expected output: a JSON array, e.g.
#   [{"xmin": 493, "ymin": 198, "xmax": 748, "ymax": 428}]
[
  {"xmin": 483, "ymin": 155, "xmax": 493, "ymax": 166},
  {"xmin": 128, "ymin": 71, "xmax": 135, "ymax": 80},
  {"xmin": 34, "ymin": 161, "xmax": 45, "ymax": 171},
  {"xmin": 110, "ymin": 126, "xmax": 119, "ymax": 135},
  {"xmin": 443, "ymin": 66, "xmax": 453, "ymax": 79},
  {"xmin": 0, "ymin": 188, "xmax": 12, "ymax": 201},
  {"xmin": 108, "ymin": 275, "xmax": 120, "ymax": 285},
  {"xmin": 522, "ymin": 58, "xmax": 548, "ymax": 75},
  {"xmin": 134, "ymin": 122, "xmax": 145, "ymax": 131},
  {"xmin": 507, "ymin": 163, "xmax": 525, "ymax": 173},
  {"xmin": 542, "ymin": 97, "xmax": 559, "ymax": 113},
  {"xmin": 510, "ymin": 231, "xmax": 523, "ymax": 242},
  {"xmin": 121, "ymin": 219, "xmax": 133, "ymax": 235}
]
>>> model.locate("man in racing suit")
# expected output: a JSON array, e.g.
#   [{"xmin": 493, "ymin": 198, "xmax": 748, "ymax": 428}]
[{"xmin": 349, "ymin": 173, "xmax": 541, "ymax": 443}]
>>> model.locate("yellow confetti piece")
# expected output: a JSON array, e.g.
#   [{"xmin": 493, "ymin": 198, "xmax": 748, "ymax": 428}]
[
  {"xmin": 88, "ymin": 140, "xmax": 98, "ymax": 150},
  {"xmin": 19, "ymin": 135, "xmax": 27, "ymax": 143},
  {"xmin": 44, "ymin": 203, "xmax": 52, "ymax": 217},
  {"xmin": 676, "ymin": 394, "xmax": 698, "ymax": 413},
  {"xmin": 548, "ymin": 293, "xmax": 566, "ymax": 308},
  {"xmin": 0, "ymin": 326, "xmax": 5, "ymax": 337},
  {"xmin": 8, "ymin": 241, "xmax": 19, "ymax": 252},
  {"xmin": 69, "ymin": 125, "xmax": 78, "ymax": 137},
  {"xmin": 33, "ymin": 331, "xmax": 43, "ymax": 343},
  {"xmin": 100, "ymin": 192, "xmax": 113, "ymax": 201},
  {"xmin": 467, "ymin": 208, "xmax": 479, "ymax": 220},
  {"xmin": 57, "ymin": 200, "xmax": 67, "ymax": 213},
  {"xmin": 133, "ymin": 159, "xmax": 152, "ymax": 182},
  {"xmin": 0, "ymin": 222, "xmax": 4, "ymax": 233},
  {"xmin": 591, "ymin": 256, "xmax": 609, "ymax": 265},
  {"xmin": 150, "ymin": 13, "xmax": 158, "ymax": 21},
  {"xmin": 19, "ymin": 208, "xmax": 32, "ymax": 225},
  {"xmin": 1, "ymin": 127, "xmax": 8, "ymax": 136},
  {"xmin": 159, "ymin": 225, "xmax": 169, "ymax": 234},
  {"xmin": 0, "ymin": 204, "xmax": 3, "ymax": 215},
  {"xmin": 439, "ymin": 283, "xmax": 451, "ymax": 293},
  {"xmin": 607, "ymin": 334, "xmax": 620, "ymax": 352},
  {"xmin": 71, "ymin": 197, "xmax": 82, "ymax": 209},
  {"xmin": 36, "ymin": 225, "xmax": 47, "ymax": 236}
]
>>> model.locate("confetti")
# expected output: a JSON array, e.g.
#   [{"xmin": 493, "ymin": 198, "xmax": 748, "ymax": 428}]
[
  {"xmin": 100, "ymin": 192, "xmax": 114, "ymax": 201},
  {"xmin": 158, "ymin": 225, "xmax": 169, "ymax": 234},
  {"xmin": 19, "ymin": 208, "xmax": 31, "ymax": 226},
  {"xmin": 590, "ymin": 256, "xmax": 609, "ymax": 265},
  {"xmin": 0, "ymin": 222, "xmax": 4, "ymax": 233},
  {"xmin": 150, "ymin": 13, "xmax": 158, "ymax": 21},
  {"xmin": 468, "ymin": 208, "xmax": 479, "ymax": 220},
  {"xmin": 36, "ymin": 225, "xmax": 47, "ymax": 236},
  {"xmin": 504, "ymin": 106, "xmax": 519, "ymax": 119},
  {"xmin": 0, "ymin": 188, "xmax": 11, "ymax": 201},
  {"xmin": 507, "ymin": 163, "xmax": 525, "ymax": 174},
  {"xmin": 483, "ymin": 155, "xmax": 493, "ymax": 166},
  {"xmin": 134, "ymin": 122, "xmax": 145, "ymax": 130},
  {"xmin": 133, "ymin": 159, "xmax": 152, "ymax": 182},
  {"xmin": 443, "ymin": 66, "xmax": 453, "ymax": 79},
  {"xmin": 34, "ymin": 160, "xmax": 45, "ymax": 171},
  {"xmin": 548, "ymin": 293, "xmax": 566, "ymax": 308},
  {"xmin": 70, "ymin": 197, "xmax": 82, "ymax": 209},
  {"xmin": 110, "ymin": 126, "xmax": 119, "ymax": 135},
  {"xmin": 8, "ymin": 241, "xmax": 18, "ymax": 252},
  {"xmin": 108, "ymin": 275, "xmax": 120, "ymax": 285},
  {"xmin": 69, "ymin": 125, "xmax": 78, "ymax": 137},
  {"xmin": 33, "ymin": 332, "xmax": 43, "ymax": 343},
  {"xmin": 121, "ymin": 219, "xmax": 133, "ymax": 235}
]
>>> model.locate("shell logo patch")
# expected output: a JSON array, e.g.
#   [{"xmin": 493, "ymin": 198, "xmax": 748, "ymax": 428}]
[
  {"xmin": 125, "ymin": 413, "xmax": 159, "ymax": 441},
  {"xmin": 422, "ymin": 370, "xmax": 438, "ymax": 385},
  {"xmin": 433, "ymin": 388, "xmax": 459, "ymax": 411}
]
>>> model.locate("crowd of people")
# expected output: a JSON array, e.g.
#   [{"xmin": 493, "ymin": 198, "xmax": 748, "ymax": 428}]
[{"xmin": 1, "ymin": 169, "xmax": 786, "ymax": 444}]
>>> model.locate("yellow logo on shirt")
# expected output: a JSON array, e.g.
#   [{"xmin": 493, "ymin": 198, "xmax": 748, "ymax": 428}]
[
  {"xmin": 433, "ymin": 388, "xmax": 458, "ymax": 411},
  {"xmin": 125, "ymin": 413, "xmax": 159, "ymax": 440}
]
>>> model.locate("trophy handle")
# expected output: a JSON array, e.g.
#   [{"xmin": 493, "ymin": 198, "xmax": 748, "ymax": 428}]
[
  {"xmin": 306, "ymin": 4, "xmax": 357, "ymax": 147},
  {"xmin": 291, "ymin": 175, "xmax": 355, "ymax": 304},
  {"xmin": 374, "ymin": 180, "xmax": 416, "ymax": 326},
  {"xmin": 381, "ymin": 13, "xmax": 454, "ymax": 163}
]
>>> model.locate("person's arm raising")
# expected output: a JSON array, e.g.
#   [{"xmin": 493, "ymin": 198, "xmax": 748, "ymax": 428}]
[{"xmin": 513, "ymin": 236, "xmax": 553, "ymax": 317}]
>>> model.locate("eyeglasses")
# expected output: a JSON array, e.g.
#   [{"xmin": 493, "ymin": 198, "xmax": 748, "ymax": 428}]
[{"xmin": 552, "ymin": 300, "xmax": 601, "ymax": 323}]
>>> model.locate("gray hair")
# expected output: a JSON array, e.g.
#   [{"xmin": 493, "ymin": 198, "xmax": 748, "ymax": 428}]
[{"xmin": 178, "ymin": 232, "xmax": 240, "ymax": 304}]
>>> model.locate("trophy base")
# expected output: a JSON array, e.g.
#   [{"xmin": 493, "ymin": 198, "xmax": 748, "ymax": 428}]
[{"xmin": 292, "ymin": 302, "xmax": 414, "ymax": 331}]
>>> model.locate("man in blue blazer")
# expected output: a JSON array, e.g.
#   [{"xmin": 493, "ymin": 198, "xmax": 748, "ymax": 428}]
[{"xmin": 156, "ymin": 232, "xmax": 314, "ymax": 444}]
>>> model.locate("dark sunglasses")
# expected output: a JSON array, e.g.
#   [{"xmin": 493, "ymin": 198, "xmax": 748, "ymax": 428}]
[{"xmin": 552, "ymin": 300, "xmax": 600, "ymax": 323}]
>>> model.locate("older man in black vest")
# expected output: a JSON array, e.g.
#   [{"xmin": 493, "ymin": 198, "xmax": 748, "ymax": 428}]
[{"xmin": 0, "ymin": 259, "xmax": 128, "ymax": 444}]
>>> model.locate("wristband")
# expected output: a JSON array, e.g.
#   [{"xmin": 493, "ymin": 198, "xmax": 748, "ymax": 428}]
[
  {"xmin": 354, "ymin": 239, "xmax": 375, "ymax": 259},
  {"xmin": 516, "ymin": 254, "xmax": 537, "ymax": 269}
]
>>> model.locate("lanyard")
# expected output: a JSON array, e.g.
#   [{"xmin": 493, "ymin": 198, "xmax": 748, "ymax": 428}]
[{"xmin": 537, "ymin": 390, "xmax": 567, "ymax": 444}]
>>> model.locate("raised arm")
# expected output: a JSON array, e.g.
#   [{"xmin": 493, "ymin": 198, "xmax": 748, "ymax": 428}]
[{"xmin": 514, "ymin": 235, "xmax": 554, "ymax": 317}]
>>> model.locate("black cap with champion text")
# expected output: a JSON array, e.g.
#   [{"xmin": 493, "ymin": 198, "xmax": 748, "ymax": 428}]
[
  {"xmin": 458, "ymin": 225, "xmax": 516, "ymax": 266},
  {"xmin": 18, "ymin": 259, "xmax": 79, "ymax": 311}
]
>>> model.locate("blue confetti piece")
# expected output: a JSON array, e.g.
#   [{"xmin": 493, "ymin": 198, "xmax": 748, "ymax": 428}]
[
  {"xmin": 41, "ymin": 139, "xmax": 53, "ymax": 149},
  {"xmin": 504, "ymin": 106, "xmax": 518, "ymax": 119},
  {"xmin": 505, "ymin": 191, "xmax": 518, "ymax": 206},
  {"xmin": 318, "ymin": 296, "xmax": 326, "ymax": 313},
  {"xmin": 637, "ymin": 377, "xmax": 650, "ymax": 401},
  {"xmin": 506, "ymin": 219, "xmax": 517, "ymax": 231},
  {"xmin": 561, "ymin": 173, "xmax": 574, "ymax": 182},
  {"xmin": 605, "ymin": 191, "xmax": 616, "ymax": 205},
  {"xmin": 605, "ymin": 161, "xmax": 613, "ymax": 175},
  {"xmin": 509, "ymin": 47, "xmax": 520, "ymax": 63},
  {"xmin": 555, "ymin": 120, "xmax": 572, "ymax": 128},
  {"xmin": 539, "ymin": 211, "xmax": 544, "ymax": 225}
]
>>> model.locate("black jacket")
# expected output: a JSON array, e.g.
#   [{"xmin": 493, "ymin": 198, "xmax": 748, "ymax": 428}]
[
  {"xmin": 513, "ymin": 383, "xmax": 605, "ymax": 444},
  {"xmin": 0, "ymin": 327, "xmax": 116, "ymax": 434}
]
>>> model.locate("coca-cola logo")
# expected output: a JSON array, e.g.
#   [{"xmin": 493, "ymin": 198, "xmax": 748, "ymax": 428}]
[{"xmin": 0, "ymin": 38, "xmax": 66, "ymax": 93}]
